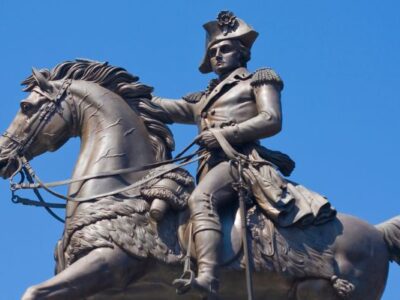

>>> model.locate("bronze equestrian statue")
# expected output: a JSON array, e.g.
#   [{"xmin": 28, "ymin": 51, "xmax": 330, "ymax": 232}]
[{"xmin": 0, "ymin": 12, "xmax": 399, "ymax": 300}]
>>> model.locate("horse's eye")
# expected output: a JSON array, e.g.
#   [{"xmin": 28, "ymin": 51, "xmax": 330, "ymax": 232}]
[{"xmin": 20, "ymin": 102, "xmax": 34, "ymax": 114}]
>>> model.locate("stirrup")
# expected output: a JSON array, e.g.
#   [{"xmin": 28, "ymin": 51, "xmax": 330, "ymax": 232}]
[{"xmin": 173, "ymin": 269, "xmax": 195, "ymax": 295}]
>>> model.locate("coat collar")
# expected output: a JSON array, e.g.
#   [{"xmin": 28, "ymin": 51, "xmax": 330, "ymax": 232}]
[{"xmin": 201, "ymin": 67, "xmax": 251, "ymax": 112}]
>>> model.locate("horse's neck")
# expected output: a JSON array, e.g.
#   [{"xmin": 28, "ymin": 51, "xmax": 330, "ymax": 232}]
[{"xmin": 68, "ymin": 81, "xmax": 156, "ymax": 199}]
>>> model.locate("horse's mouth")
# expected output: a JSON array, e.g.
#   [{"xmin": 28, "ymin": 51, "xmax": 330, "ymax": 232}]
[{"xmin": 0, "ymin": 157, "xmax": 19, "ymax": 179}]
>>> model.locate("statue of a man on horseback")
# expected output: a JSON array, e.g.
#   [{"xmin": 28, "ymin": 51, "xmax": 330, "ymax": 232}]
[
  {"xmin": 1, "ymin": 10, "xmax": 400, "ymax": 300},
  {"xmin": 152, "ymin": 11, "xmax": 336, "ymax": 298}
]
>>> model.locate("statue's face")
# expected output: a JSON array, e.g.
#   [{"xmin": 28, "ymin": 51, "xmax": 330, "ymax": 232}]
[{"xmin": 208, "ymin": 40, "xmax": 242, "ymax": 76}]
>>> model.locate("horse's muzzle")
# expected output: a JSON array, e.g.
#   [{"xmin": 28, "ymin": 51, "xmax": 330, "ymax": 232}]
[{"xmin": 0, "ymin": 155, "xmax": 19, "ymax": 179}]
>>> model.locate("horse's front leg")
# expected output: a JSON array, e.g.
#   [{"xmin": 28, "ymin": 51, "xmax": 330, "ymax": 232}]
[{"xmin": 22, "ymin": 246, "xmax": 145, "ymax": 300}]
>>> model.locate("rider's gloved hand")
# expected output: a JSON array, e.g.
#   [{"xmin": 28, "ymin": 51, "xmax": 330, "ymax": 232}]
[{"xmin": 195, "ymin": 131, "xmax": 220, "ymax": 149}]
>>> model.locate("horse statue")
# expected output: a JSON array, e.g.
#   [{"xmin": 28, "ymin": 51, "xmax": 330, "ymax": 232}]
[{"xmin": 0, "ymin": 60, "xmax": 399, "ymax": 300}]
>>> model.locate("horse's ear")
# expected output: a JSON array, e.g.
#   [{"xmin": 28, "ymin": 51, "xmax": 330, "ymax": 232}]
[{"xmin": 32, "ymin": 68, "xmax": 54, "ymax": 94}]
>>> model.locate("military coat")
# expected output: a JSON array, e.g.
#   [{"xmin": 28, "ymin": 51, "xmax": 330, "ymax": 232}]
[
  {"xmin": 152, "ymin": 67, "xmax": 284, "ymax": 146},
  {"xmin": 152, "ymin": 67, "xmax": 336, "ymax": 227}
]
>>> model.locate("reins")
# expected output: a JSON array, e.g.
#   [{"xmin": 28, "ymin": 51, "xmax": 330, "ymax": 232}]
[
  {"xmin": 12, "ymin": 138, "xmax": 199, "ymax": 191},
  {"xmin": 13, "ymin": 146, "xmax": 202, "ymax": 201},
  {"xmin": 10, "ymin": 139, "xmax": 202, "ymax": 219}
]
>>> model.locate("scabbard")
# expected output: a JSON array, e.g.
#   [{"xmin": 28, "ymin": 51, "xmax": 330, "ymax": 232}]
[{"xmin": 237, "ymin": 162, "xmax": 254, "ymax": 300}]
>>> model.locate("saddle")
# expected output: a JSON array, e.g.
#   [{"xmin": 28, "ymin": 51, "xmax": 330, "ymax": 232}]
[{"xmin": 177, "ymin": 203, "xmax": 341, "ymax": 283}]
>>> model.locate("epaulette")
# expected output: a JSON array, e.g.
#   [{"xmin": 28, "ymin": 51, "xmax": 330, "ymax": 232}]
[
  {"xmin": 182, "ymin": 91, "xmax": 205, "ymax": 103},
  {"xmin": 251, "ymin": 68, "xmax": 284, "ymax": 91}
]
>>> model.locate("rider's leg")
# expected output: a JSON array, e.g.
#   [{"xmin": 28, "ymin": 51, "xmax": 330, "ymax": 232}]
[
  {"xmin": 21, "ymin": 246, "xmax": 144, "ymax": 300},
  {"xmin": 174, "ymin": 161, "xmax": 237, "ymax": 295}
]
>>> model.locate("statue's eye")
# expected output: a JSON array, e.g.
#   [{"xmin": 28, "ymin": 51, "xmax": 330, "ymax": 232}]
[
  {"xmin": 208, "ymin": 48, "xmax": 217, "ymax": 58},
  {"xmin": 220, "ymin": 45, "xmax": 233, "ymax": 53},
  {"xmin": 208, "ymin": 44, "xmax": 234, "ymax": 58},
  {"xmin": 20, "ymin": 102, "xmax": 34, "ymax": 114}
]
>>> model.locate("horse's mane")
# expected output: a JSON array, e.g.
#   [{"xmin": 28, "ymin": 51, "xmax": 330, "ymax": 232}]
[{"xmin": 22, "ymin": 59, "xmax": 174, "ymax": 160}]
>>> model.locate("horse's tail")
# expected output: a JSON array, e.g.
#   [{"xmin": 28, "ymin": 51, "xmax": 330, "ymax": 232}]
[{"xmin": 376, "ymin": 216, "xmax": 400, "ymax": 264}]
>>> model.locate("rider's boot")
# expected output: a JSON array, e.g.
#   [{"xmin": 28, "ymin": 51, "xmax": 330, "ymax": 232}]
[
  {"xmin": 174, "ymin": 229, "xmax": 221, "ymax": 298},
  {"xmin": 192, "ymin": 229, "xmax": 221, "ymax": 297}
]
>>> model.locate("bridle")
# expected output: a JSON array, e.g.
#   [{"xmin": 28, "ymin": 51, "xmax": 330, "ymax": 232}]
[
  {"xmin": 2, "ymin": 79, "xmax": 72, "ymax": 159},
  {"xmin": 2, "ymin": 78, "xmax": 72, "ymax": 222},
  {"xmin": 3, "ymin": 79, "xmax": 203, "ymax": 222}
]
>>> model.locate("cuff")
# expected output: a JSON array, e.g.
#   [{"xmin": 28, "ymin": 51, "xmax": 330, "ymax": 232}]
[{"xmin": 220, "ymin": 124, "xmax": 240, "ymax": 143}]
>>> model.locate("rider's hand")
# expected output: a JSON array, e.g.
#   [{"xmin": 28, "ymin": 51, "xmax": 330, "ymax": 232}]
[{"xmin": 196, "ymin": 131, "xmax": 220, "ymax": 149}]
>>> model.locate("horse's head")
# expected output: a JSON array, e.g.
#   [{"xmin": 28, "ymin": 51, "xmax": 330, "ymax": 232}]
[
  {"xmin": 0, "ymin": 59, "xmax": 175, "ymax": 180},
  {"xmin": 0, "ymin": 69, "xmax": 75, "ymax": 179}
]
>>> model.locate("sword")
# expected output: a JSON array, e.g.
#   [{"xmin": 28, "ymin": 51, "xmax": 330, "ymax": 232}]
[{"xmin": 236, "ymin": 159, "xmax": 254, "ymax": 300}]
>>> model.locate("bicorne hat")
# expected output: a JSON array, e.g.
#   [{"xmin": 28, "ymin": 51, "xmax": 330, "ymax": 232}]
[{"xmin": 199, "ymin": 11, "xmax": 259, "ymax": 74}]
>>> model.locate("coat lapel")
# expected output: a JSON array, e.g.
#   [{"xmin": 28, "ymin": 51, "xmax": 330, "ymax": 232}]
[{"xmin": 200, "ymin": 68, "xmax": 251, "ymax": 113}]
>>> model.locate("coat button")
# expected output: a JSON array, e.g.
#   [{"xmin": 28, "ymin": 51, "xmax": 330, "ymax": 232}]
[
  {"xmin": 210, "ymin": 123, "xmax": 215, "ymax": 128},
  {"xmin": 210, "ymin": 109, "xmax": 216, "ymax": 115}
]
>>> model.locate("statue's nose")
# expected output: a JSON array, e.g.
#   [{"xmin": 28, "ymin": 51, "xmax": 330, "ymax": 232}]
[{"xmin": 215, "ymin": 48, "xmax": 222, "ymax": 59}]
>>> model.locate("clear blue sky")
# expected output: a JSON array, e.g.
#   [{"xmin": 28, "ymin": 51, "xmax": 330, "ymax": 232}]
[{"xmin": 0, "ymin": 0, "xmax": 399, "ymax": 299}]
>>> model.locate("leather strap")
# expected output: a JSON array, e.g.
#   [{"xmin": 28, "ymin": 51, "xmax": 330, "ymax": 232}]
[
  {"xmin": 210, "ymin": 129, "xmax": 246, "ymax": 161},
  {"xmin": 210, "ymin": 129, "xmax": 277, "ymax": 169},
  {"xmin": 17, "ymin": 153, "xmax": 204, "ymax": 203},
  {"xmin": 15, "ymin": 147, "xmax": 200, "ymax": 190}
]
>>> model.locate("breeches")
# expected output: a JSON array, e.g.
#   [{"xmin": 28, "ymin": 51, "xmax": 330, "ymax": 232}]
[{"xmin": 188, "ymin": 161, "xmax": 238, "ymax": 236}]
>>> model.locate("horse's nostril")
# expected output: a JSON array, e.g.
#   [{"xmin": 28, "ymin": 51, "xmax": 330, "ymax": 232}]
[
  {"xmin": 0, "ymin": 160, "xmax": 7, "ymax": 173},
  {"xmin": 0, "ymin": 157, "xmax": 20, "ymax": 179}
]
